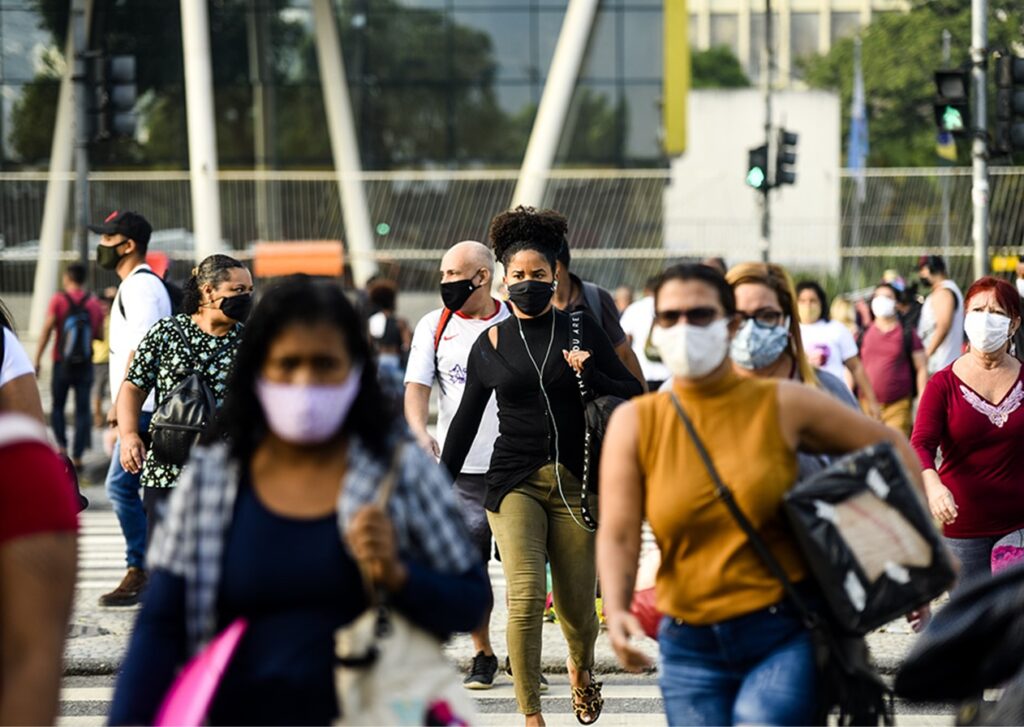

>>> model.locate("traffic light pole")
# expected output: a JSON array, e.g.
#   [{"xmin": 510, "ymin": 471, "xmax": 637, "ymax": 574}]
[
  {"xmin": 971, "ymin": 0, "xmax": 989, "ymax": 280},
  {"xmin": 72, "ymin": 0, "xmax": 90, "ymax": 267},
  {"xmin": 761, "ymin": 0, "xmax": 773, "ymax": 263}
]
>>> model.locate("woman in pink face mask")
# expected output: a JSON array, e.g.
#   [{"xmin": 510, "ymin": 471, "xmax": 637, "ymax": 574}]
[{"xmin": 109, "ymin": 277, "xmax": 489, "ymax": 726}]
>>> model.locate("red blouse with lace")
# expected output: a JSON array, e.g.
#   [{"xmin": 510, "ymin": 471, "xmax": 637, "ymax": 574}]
[{"xmin": 912, "ymin": 366, "xmax": 1024, "ymax": 538}]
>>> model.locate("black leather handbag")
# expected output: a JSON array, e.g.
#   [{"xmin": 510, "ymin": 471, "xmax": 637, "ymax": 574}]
[{"xmin": 783, "ymin": 442, "xmax": 956, "ymax": 635}]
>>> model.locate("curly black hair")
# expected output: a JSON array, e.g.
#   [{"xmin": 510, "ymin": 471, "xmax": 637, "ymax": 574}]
[
  {"xmin": 214, "ymin": 276, "xmax": 393, "ymax": 461},
  {"xmin": 487, "ymin": 205, "xmax": 568, "ymax": 269}
]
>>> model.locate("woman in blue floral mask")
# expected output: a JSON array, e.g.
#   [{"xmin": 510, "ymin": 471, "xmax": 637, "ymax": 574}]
[{"xmin": 109, "ymin": 277, "xmax": 488, "ymax": 726}]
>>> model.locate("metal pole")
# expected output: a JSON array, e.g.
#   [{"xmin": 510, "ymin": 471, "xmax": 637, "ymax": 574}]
[
  {"xmin": 761, "ymin": 0, "xmax": 773, "ymax": 262},
  {"xmin": 940, "ymin": 29, "xmax": 952, "ymax": 259},
  {"xmin": 72, "ymin": 0, "xmax": 90, "ymax": 268},
  {"xmin": 29, "ymin": 0, "xmax": 93, "ymax": 335},
  {"xmin": 970, "ymin": 0, "xmax": 989, "ymax": 280},
  {"xmin": 312, "ymin": 0, "xmax": 377, "ymax": 287},
  {"xmin": 181, "ymin": 0, "xmax": 224, "ymax": 261},
  {"xmin": 512, "ymin": 0, "xmax": 600, "ymax": 208},
  {"xmin": 850, "ymin": 36, "xmax": 862, "ymax": 278}
]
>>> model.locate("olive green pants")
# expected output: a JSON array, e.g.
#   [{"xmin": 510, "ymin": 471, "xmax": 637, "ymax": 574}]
[{"xmin": 487, "ymin": 463, "xmax": 598, "ymax": 714}]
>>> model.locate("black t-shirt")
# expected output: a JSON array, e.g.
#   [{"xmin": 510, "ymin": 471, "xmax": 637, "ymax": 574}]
[{"xmin": 440, "ymin": 307, "xmax": 642, "ymax": 510}]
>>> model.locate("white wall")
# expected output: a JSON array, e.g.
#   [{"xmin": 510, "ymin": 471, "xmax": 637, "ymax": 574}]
[{"xmin": 664, "ymin": 89, "xmax": 842, "ymax": 274}]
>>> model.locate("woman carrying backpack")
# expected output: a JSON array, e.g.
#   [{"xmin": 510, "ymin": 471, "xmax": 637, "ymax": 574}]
[{"xmin": 116, "ymin": 254, "xmax": 253, "ymax": 544}]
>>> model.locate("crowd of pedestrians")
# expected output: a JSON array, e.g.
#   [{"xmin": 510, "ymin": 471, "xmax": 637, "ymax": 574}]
[{"xmin": 8, "ymin": 196, "xmax": 1024, "ymax": 726}]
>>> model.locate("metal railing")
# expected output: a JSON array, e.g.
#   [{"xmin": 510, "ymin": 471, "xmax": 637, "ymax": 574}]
[{"xmin": 2, "ymin": 167, "xmax": 1022, "ymax": 306}]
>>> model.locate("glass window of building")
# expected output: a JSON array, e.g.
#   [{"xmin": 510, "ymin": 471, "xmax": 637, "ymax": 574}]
[
  {"xmin": 709, "ymin": 14, "xmax": 740, "ymax": 60},
  {"xmin": 831, "ymin": 12, "xmax": 861, "ymax": 45},
  {"xmin": 623, "ymin": 83, "xmax": 660, "ymax": 161},
  {"xmin": 580, "ymin": 8, "xmax": 618, "ymax": 81},
  {"xmin": 1, "ymin": 9, "xmax": 59, "ymax": 83},
  {"xmin": 623, "ymin": 8, "xmax": 662, "ymax": 80},
  {"xmin": 790, "ymin": 12, "xmax": 819, "ymax": 77},
  {"xmin": 452, "ymin": 9, "xmax": 532, "ymax": 81}
]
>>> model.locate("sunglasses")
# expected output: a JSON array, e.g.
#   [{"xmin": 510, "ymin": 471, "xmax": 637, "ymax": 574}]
[
  {"xmin": 737, "ymin": 308, "xmax": 787, "ymax": 328},
  {"xmin": 654, "ymin": 306, "xmax": 721, "ymax": 328}
]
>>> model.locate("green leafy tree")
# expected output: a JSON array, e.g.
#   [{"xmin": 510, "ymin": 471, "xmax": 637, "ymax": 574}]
[
  {"xmin": 692, "ymin": 46, "xmax": 750, "ymax": 89},
  {"xmin": 800, "ymin": 1, "xmax": 1023, "ymax": 167}
]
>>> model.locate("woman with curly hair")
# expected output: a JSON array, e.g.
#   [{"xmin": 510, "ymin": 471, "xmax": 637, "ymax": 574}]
[{"xmin": 442, "ymin": 206, "xmax": 642, "ymax": 725}]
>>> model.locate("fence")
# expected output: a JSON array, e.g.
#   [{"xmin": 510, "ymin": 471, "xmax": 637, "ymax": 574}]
[{"xmin": 2, "ymin": 167, "xmax": 1023, "ymax": 303}]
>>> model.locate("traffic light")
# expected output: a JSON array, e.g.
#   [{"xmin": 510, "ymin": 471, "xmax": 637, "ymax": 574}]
[
  {"xmin": 995, "ymin": 53, "xmax": 1024, "ymax": 154},
  {"xmin": 91, "ymin": 55, "xmax": 137, "ymax": 141},
  {"xmin": 933, "ymin": 69, "xmax": 970, "ymax": 137},
  {"xmin": 776, "ymin": 128, "xmax": 798, "ymax": 186},
  {"xmin": 746, "ymin": 145, "xmax": 769, "ymax": 190}
]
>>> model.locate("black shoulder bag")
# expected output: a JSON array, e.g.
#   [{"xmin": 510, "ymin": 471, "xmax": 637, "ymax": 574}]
[
  {"xmin": 568, "ymin": 310, "xmax": 626, "ymax": 529},
  {"xmin": 669, "ymin": 393, "xmax": 893, "ymax": 727}
]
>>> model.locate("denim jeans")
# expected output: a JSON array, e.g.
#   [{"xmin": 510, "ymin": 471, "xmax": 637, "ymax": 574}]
[
  {"xmin": 944, "ymin": 535, "xmax": 1000, "ymax": 590},
  {"xmin": 658, "ymin": 596, "xmax": 817, "ymax": 726},
  {"xmin": 51, "ymin": 361, "xmax": 94, "ymax": 459},
  {"xmin": 105, "ymin": 411, "xmax": 151, "ymax": 570}
]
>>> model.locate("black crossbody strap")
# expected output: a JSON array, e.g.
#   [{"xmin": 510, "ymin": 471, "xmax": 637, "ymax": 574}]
[
  {"xmin": 568, "ymin": 310, "xmax": 591, "ymax": 399},
  {"xmin": 668, "ymin": 392, "xmax": 819, "ymax": 629}
]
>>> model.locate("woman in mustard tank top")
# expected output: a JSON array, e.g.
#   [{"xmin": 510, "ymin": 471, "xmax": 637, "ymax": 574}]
[{"xmin": 596, "ymin": 264, "xmax": 925, "ymax": 726}]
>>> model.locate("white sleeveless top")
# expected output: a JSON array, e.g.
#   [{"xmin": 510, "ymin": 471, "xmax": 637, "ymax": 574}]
[{"xmin": 918, "ymin": 279, "xmax": 964, "ymax": 374}]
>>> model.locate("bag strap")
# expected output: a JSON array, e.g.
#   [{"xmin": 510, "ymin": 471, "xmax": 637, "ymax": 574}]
[
  {"xmin": 118, "ymin": 268, "xmax": 164, "ymax": 318},
  {"xmin": 668, "ymin": 392, "xmax": 819, "ymax": 629},
  {"xmin": 568, "ymin": 310, "xmax": 591, "ymax": 400},
  {"xmin": 432, "ymin": 308, "xmax": 456, "ymax": 392}
]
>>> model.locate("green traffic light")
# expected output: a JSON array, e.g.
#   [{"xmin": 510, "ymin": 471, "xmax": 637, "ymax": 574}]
[
  {"xmin": 746, "ymin": 167, "xmax": 766, "ymax": 189},
  {"xmin": 376, "ymin": 222, "xmax": 391, "ymax": 235},
  {"xmin": 942, "ymin": 106, "xmax": 964, "ymax": 132}
]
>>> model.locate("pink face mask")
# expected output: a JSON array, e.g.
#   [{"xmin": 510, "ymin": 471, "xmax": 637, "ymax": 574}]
[{"xmin": 256, "ymin": 365, "xmax": 363, "ymax": 445}]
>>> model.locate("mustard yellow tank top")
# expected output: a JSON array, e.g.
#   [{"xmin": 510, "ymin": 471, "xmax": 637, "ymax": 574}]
[{"xmin": 636, "ymin": 369, "xmax": 806, "ymax": 625}]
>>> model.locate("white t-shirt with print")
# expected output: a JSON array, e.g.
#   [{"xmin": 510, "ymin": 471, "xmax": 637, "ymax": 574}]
[
  {"xmin": 404, "ymin": 301, "xmax": 509, "ymax": 475},
  {"xmin": 1, "ymin": 328, "xmax": 34, "ymax": 388},
  {"xmin": 799, "ymin": 319, "xmax": 858, "ymax": 388},
  {"xmin": 619, "ymin": 296, "xmax": 670, "ymax": 383},
  {"xmin": 109, "ymin": 264, "xmax": 172, "ymax": 412}
]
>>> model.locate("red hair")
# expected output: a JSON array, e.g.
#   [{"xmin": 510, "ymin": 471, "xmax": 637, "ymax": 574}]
[{"xmin": 964, "ymin": 276, "xmax": 1021, "ymax": 321}]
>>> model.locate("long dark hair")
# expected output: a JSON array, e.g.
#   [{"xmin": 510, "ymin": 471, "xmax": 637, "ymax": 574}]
[
  {"xmin": 183, "ymin": 254, "xmax": 246, "ymax": 314},
  {"xmin": 216, "ymin": 276, "xmax": 393, "ymax": 461}
]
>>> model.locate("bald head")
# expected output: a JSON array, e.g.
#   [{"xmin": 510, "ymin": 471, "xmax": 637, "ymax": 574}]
[{"xmin": 442, "ymin": 240, "xmax": 494, "ymax": 276}]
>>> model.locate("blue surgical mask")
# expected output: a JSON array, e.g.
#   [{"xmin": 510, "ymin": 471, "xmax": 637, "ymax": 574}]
[{"xmin": 730, "ymin": 318, "xmax": 790, "ymax": 370}]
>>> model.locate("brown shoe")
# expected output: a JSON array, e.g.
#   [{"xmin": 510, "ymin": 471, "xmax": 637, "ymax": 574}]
[{"xmin": 98, "ymin": 567, "xmax": 147, "ymax": 607}]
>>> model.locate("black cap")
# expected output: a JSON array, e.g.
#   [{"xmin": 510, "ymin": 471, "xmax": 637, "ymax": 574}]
[{"xmin": 88, "ymin": 210, "xmax": 152, "ymax": 247}]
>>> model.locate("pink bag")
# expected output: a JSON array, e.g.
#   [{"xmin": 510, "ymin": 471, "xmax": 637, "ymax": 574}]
[
  {"xmin": 992, "ymin": 529, "xmax": 1024, "ymax": 574},
  {"xmin": 154, "ymin": 618, "xmax": 248, "ymax": 726}
]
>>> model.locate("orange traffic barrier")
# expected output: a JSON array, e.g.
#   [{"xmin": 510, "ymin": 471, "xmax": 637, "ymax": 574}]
[{"xmin": 252, "ymin": 241, "xmax": 345, "ymax": 278}]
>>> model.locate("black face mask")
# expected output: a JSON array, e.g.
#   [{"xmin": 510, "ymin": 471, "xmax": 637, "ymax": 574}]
[
  {"xmin": 218, "ymin": 293, "xmax": 253, "ymax": 322},
  {"xmin": 507, "ymin": 280, "xmax": 555, "ymax": 317},
  {"xmin": 97, "ymin": 241, "xmax": 128, "ymax": 270},
  {"xmin": 440, "ymin": 278, "xmax": 479, "ymax": 312}
]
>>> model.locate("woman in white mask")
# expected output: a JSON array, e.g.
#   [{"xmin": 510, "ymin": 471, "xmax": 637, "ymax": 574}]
[
  {"xmin": 109, "ymin": 277, "xmax": 489, "ymax": 726},
  {"xmin": 912, "ymin": 276, "xmax": 1024, "ymax": 587},
  {"xmin": 596, "ymin": 263, "xmax": 925, "ymax": 726},
  {"xmin": 857, "ymin": 283, "xmax": 929, "ymax": 437}
]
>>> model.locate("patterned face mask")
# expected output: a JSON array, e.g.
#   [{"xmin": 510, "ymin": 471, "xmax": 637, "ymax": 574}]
[{"xmin": 730, "ymin": 318, "xmax": 790, "ymax": 371}]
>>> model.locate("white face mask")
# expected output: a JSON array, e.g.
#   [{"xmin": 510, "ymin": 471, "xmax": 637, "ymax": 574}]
[
  {"xmin": 871, "ymin": 296, "xmax": 897, "ymax": 320},
  {"xmin": 651, "ymin": 318, "xmax": 730, "ymax": 379},
  {"xmin": 1016, "ymin": 278, "xmax": 1024, "ymax": 298},
  {"xmin": 964, "ymin": 311, "xmax": 1012, "ymax": 354}
]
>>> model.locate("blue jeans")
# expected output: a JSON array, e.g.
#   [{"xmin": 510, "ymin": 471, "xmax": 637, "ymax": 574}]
[
  {"xmin": 658, "ymin": 597, "xmax": 817, "ymax": 726},
  {"xmin": 104, "ymin": 411, "xmax": 151, "ymax": 570},
  {"xmin": 944, "ymin": 535, "xmax": 1000, "ymax": 590},
  {"xmin": 51, "ymin": 361, "xmax": 94, "ymax": 459}
]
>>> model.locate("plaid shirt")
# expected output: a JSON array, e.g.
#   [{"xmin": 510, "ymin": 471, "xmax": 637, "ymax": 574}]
[{"xmin": 148, "ymin": 431, "xmax": 479, "ymax": 654}]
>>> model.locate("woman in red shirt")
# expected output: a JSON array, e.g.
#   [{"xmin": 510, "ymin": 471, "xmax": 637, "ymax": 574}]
[{"xmin": 912, "ymin": 276, "xmax": 1024, "ymax": 586}]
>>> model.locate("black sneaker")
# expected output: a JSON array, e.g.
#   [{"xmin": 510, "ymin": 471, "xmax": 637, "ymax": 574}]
[
  {"xmin": 503, "ymin": 656, "xmax": 549, "ymax": 692},
  {"xmin": 464, "ymin": 652, "xmax": 498, "ymax": 690}
]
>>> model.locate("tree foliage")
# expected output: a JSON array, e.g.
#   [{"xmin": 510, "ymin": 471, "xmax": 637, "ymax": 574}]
[
  {"xmin": 800, "ymin": 1, "xmax": 1024, "ymax": 167},
  {"xmin": 692, "ymin": 46, "xmax": 750, "ymax": 89}
]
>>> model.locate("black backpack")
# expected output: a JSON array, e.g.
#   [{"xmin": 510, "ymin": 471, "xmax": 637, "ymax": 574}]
[
  {"xmin": 148, "ymin": 318, "xmax": 236, "ymax": 467},
  {"xmin": 59, "ymin": 293, "xmax": 94, "ymax": 373},
  {"xmin": 118, "ymin": 268, "xmax": 183, "ymax": 317}
]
